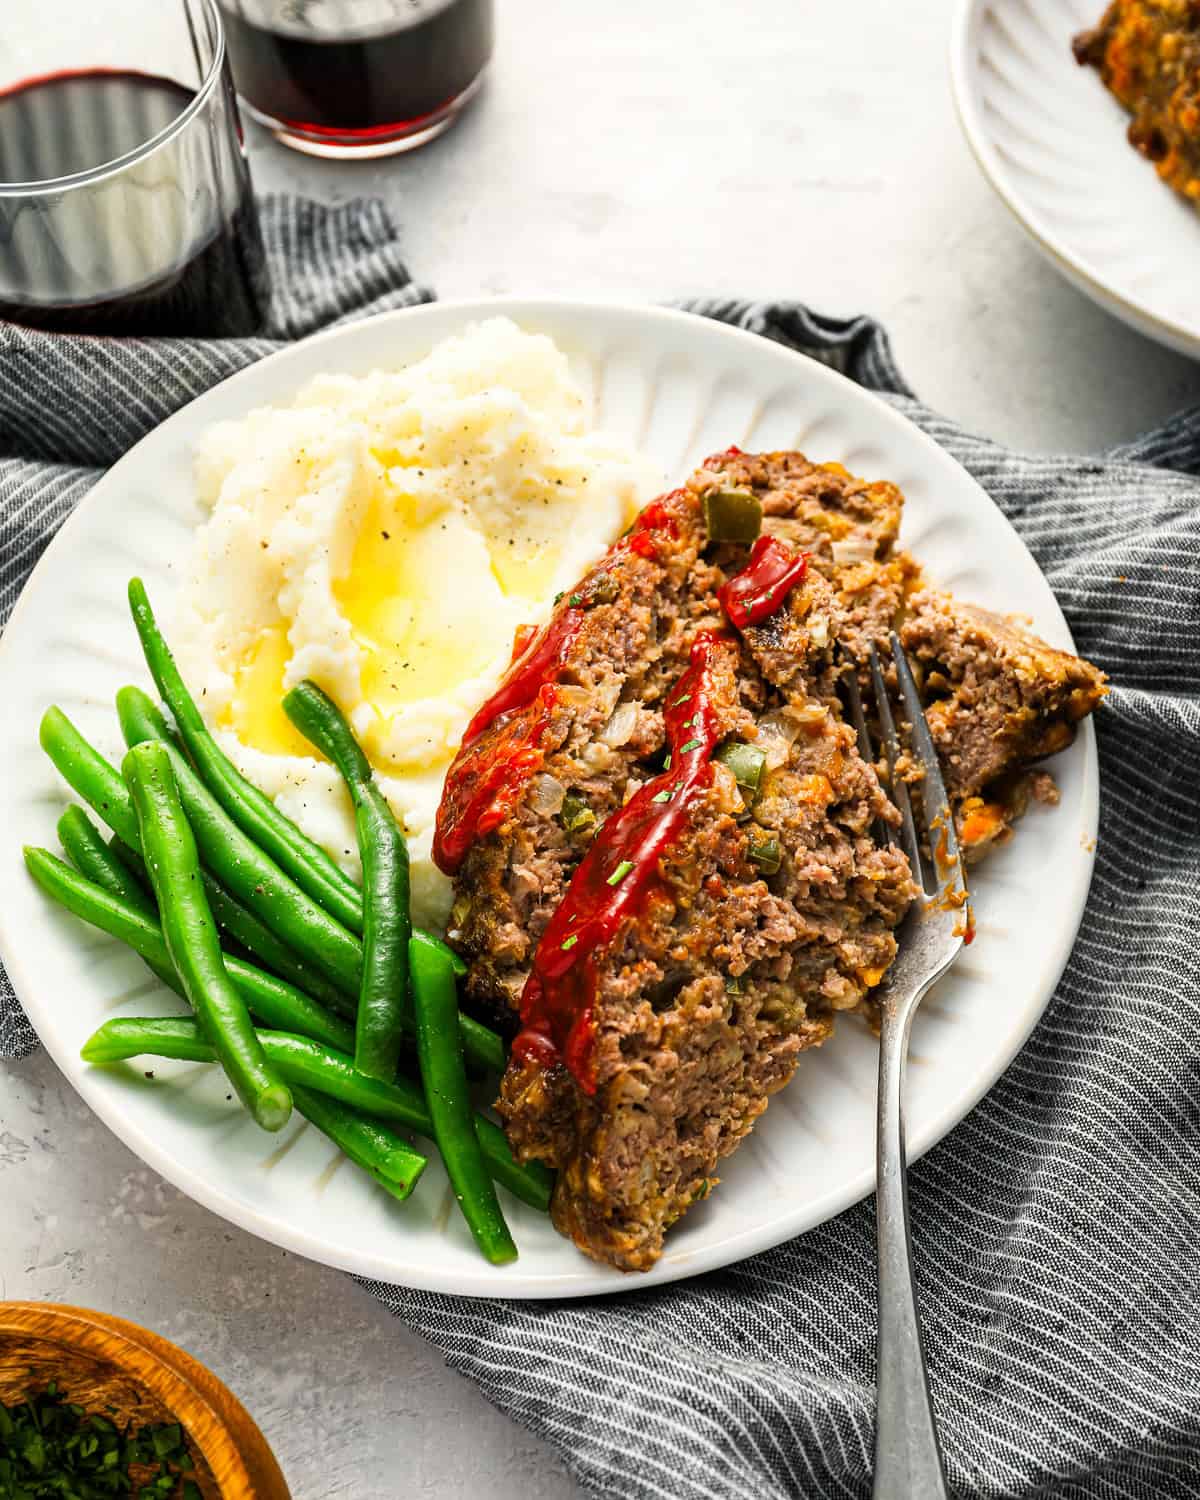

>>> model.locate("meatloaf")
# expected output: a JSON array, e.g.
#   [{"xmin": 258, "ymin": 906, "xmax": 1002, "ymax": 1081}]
[
  {"xmin": 692, "ymin": 447, "xmax": 1107, "ymax": 860},
  {"xmin": 1074, "ymin": 1, "xmax": 1200, "ymax": 208},
  {"xmin": 437, "ymin": 472, "xmax": 913, "ymax": 1270},
  {"xmin": 435, "ymin": 448, "xmax": 1106, "ymax": 1271},
  {"xmin": 688, "ymin": 448, "xmax": 922, "ymax": 676},
  {"xmin": 900, "ymin": 593, "xmax": 1106, "ymax": 859}
]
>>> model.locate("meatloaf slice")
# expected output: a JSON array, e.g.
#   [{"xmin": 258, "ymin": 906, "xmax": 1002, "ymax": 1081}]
[
  {"xmin": 442, "ymin": 488, "xmax": 721, "ymax": 1018},
  {"xmin": 438, "ymin": 447, "xmax": 1106, "ymax": 1271},
  {"xmin": 689, "ymin": 449, "xmax": 1106, "ymax": 854},
  {"xmin": 437, "ymin": 470, "xmax": 913, "ymax": 1270},
  {"xmin": 1074, "ymin": 1, "xmax": 1200, "ymax": 209},
  {"xmin": 498, "ymin": 642, "xmax": 912, "ymax": 1271},
  {"xmin": 900, "ymin": 591, "xmax": 1107, "ymax": 858}
]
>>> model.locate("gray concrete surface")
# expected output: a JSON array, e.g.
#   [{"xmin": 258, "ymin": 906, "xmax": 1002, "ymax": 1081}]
[{"xmin": 4, "ymin": 2, "xmax": 1199, "ymax": 1497}]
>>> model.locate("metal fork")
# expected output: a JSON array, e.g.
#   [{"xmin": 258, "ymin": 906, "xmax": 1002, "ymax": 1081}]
[{"xmin": 845, "ymin": 632, "xmax": 971, "ymax": 1500}]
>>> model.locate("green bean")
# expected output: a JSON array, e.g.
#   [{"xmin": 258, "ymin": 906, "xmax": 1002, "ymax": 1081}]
[
  {"xmin": 25, "ymin": 848, "xmax": 354, "ymax": 1053},
  {"xmin": 199, "ymin": 867, "xmax": 355, "ymax": 1018},
  {"xmin": 114, "ymin": 688, "xmax": 186, "ymax": 756},
  {"xmin": 409, "ymin": 936, "xmax": 517, "ymax": 1264},
  {"xmin": 115, "ymin": 702, "xmax": 363, "ymax": 993},
  {"xmin": 109, "ymin": 833, "xmax": 149, "ymax": 881},
  {"xmin": 414, "ymin": 928, "xmax": 468, "ymax": 981},
  {"xmin": 41, "ymin": 707, "xmax": 141, "ymax": 847},
  {"xmin": 116, "ymin": 687, "xmax": 468, "ymax": 1010},
  {"xmin": 62, "ymin": 690, "xmax": 341, "ymax": 1016},
  {"xmin": 113, "ymin": 687, "xmax": 192, "ymax": 768},
  {"xmin": 290, "ymin": 1084, "xmax": 427, "ymax": 1202},
  {"xmin": 123, "ymin": 685, "xmax": 481, "ymax": 1057},
  {"xmin": 448, "ymin": 997, "xmax": 506, "ymax": 1078},
  {"xmin": 122, "ymin": 742, "xmax": 292, "ymax": 1133},
  {"xmin": 58, "ymin": 807, "xmax": 155, "ymax": 918},
  {"xmin": 128, "ymin": 578, "xmax": 365, "ymax": 934},
  {"xmin": 114, "ymin": 688, "xmax": 182, "ymax": 757},
  {"xmin": 283, "ymin": 681, "xmax": 410, "ymax": 1082},
  {"xmin": 82, "ymin": 1016, "xmax": 220, "ymax": 1066},
  {"xmin": 57, "ymin": 808, "xmax": 176, "ymax": 990},
  {"xmin": 81, "ymin": 1018, "xmax": 553, "ymax": 1214},
  {"xmin": 40, "ymin": 707, "xmax": 493, "ymax": 1064},
  {"xmin": 111, "ymin": 684, "xmax": 468, "ymax": 983},
  {"xmin": 119, "ymin": 686, "xmax": 353, "ymax": 1012}
]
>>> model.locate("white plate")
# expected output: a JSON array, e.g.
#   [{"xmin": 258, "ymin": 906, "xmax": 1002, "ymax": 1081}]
[
  {"xmin": 952, "ymin": 0, "xmax": 1200, "ymax": 358},
  {"xmin": 0, "ymin": 299, "xmax": 1098, "ymax": 1297}
]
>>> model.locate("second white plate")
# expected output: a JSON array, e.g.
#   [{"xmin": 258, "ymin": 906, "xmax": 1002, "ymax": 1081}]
[
  {"xmin": 0, "ymin": 298, "xmax": 1098, "ymax": 1296},
  {"xmin": 952, "ymin": 0, "xmax": 1200, "ymax": 358}
]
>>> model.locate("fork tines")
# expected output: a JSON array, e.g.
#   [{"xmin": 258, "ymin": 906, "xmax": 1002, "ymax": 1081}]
[{"xmin": 843, "ymin": 637, "xmax": 969, "ymax": 916}]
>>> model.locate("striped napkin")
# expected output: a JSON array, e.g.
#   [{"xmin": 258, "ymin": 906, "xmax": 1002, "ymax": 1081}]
[{"xmin": 3, "ymin": 196, "xmax": 1198, "ymax": 1500}]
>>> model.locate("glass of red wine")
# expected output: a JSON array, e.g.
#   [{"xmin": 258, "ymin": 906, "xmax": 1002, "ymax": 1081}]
[
  {"xmin": 0, "ymin": 0, "xmax": 269, "ymax": 337},
  {"xmin": 218, "ymin": 0, "xmax": 494, "ymax": 158}
]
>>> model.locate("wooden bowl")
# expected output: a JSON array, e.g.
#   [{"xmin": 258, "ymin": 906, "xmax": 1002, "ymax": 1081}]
[{"xmin": 0, "ymin": 1301, "xmax": 290, "ymax": 1498}]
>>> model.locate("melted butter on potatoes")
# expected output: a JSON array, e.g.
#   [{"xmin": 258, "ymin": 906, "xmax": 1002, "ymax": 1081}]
[{"xmin": 176, "ymin": 317, "xmax": 661, "ymax": 929}]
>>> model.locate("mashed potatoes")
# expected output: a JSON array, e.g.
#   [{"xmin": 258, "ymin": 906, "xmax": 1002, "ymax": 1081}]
[{"xmin": 176, "ymin": 318, "xmax": 662, "ymax": 928}]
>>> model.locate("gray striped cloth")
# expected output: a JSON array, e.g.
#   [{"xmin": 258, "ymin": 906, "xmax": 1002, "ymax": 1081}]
[{"xmin": 2, "ymin": 198, "xmax": 1198, "ymax": 1499}]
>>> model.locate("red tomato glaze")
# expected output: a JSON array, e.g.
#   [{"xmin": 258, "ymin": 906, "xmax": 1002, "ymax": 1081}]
[
  {"xmin": 462, "ymin": 608, "xmax": 585, "ymax": 749},
  {"xmin": 512, "ymin": 631, "xmax": 731, "ymax": 1093},
  {"xmin": 718, "ymin": 535, "xmax": 809, "ymax": 630},
  {"xmin": 433, "ymin": 494, "xmax": 688, "ymax": 876},
  {"xmin": 433, "ymin": 685, "xmax": 561, "ymax": 875}
]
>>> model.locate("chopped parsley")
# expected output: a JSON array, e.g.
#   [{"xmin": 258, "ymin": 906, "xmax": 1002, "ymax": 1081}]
[{"xmin": 0, "ymin": 1382, "xmax": 201, "ymax": 1497}]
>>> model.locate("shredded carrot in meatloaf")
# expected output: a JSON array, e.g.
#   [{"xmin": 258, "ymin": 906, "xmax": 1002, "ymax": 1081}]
[{"xmin": 1074, "ymin": 1, "xmax": 1200, "ymax": 205}]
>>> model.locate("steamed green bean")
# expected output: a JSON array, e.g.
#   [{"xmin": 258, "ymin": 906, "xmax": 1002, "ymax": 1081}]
[
  {"xmin": 290, "ymin": 1083, "xmax": 427, "ymax": 1201},
  {"xmin": 123, "ymin": 741, "xmax": 291, "ymax": 1133},
  {"xmin": 128, "ymin": 577, "xmax": 366, "ymax": 934},
  {"xmin": 81, "ymin": 1017, "xmax": 553, "ymax": 1213},
  {"xmin": 25, "ymin": 848, "xmax": 353, "ymax": 1053},
  {"xmin": 283, "ymin": 680, "xmax": 410, "ymax": 1082},
  {"xmin": 410, "ymin": 935, "xmax": 517, "ymax": 1263}
]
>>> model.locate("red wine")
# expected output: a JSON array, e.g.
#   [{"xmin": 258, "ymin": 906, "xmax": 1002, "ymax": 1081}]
[
  {"xmin": 218, "ymin": 0, "xmax": 492, "ymax": 146},
  {"xmin": 0, "ymin": 69, "xmax": 268, "ymax": 337}
]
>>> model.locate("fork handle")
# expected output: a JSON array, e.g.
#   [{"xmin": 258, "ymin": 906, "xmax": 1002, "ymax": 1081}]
[{"xmin": 873, "ymin": 993, "xmax": 951, "ymax": 1500}]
